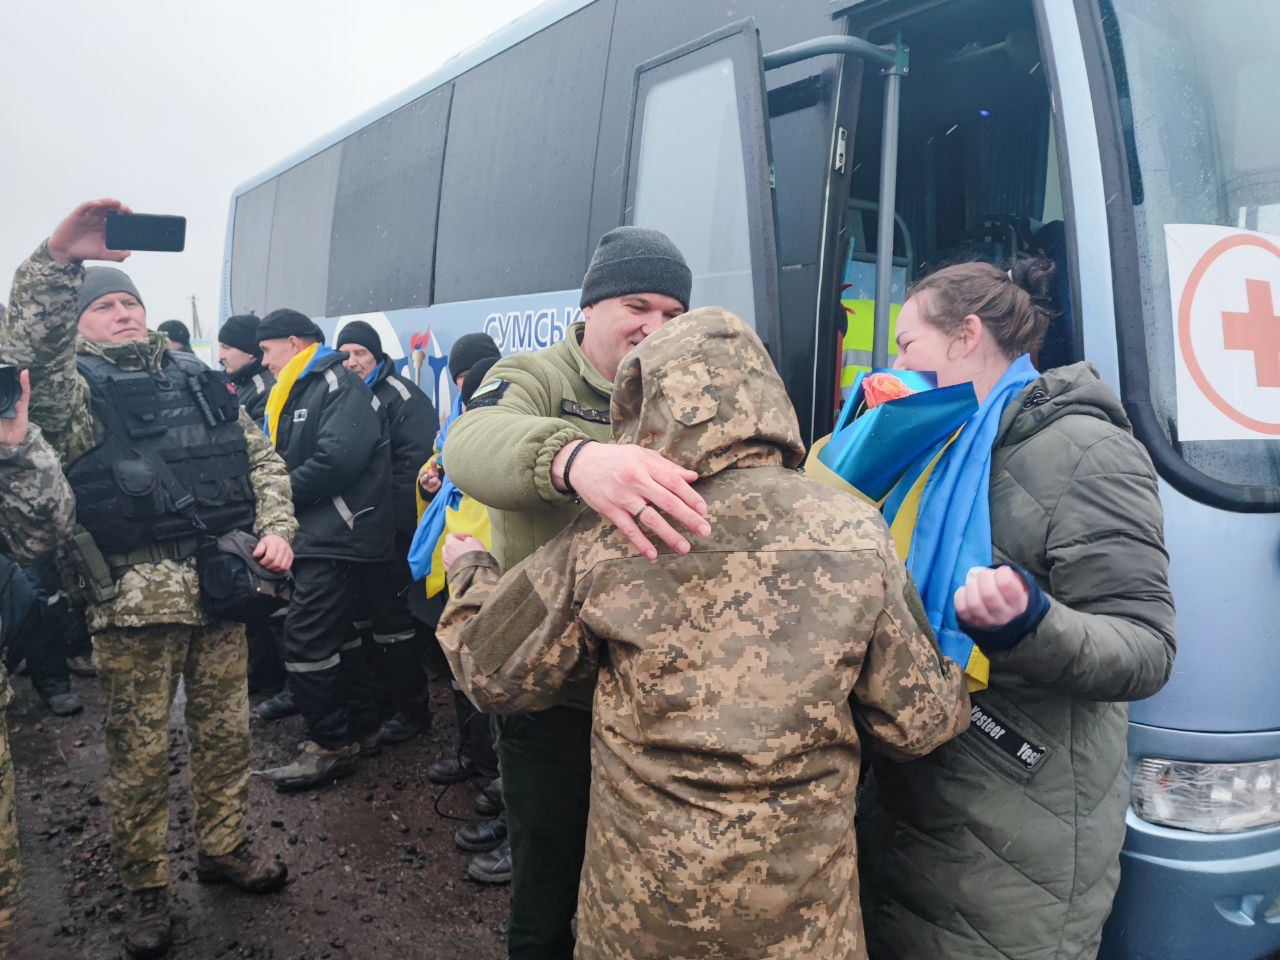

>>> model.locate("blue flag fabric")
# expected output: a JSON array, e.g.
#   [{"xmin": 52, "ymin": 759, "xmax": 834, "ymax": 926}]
[
  {"xmin": 906, "ymin": 354, "xmax": 1040, "ymax": 667},
  {"xmin": 819, "ymin": 369, "xmax": 978, "ymax": 502},
  {"xmin": 407, "ymin": 393, "xmax": 465, "ymax": 582}
]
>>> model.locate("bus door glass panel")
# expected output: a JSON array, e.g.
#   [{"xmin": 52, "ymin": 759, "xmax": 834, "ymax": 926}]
[{"xmin": 624, "ymin": 22, "xmax": 780, "ymax": 346}]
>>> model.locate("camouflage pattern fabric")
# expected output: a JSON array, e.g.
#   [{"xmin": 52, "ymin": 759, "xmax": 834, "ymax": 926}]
[
  {"xmin": 94, "ymin": 619, "xmax": 250, "ymax": 891},
  {"xmin": 0, "ymin": 421, "xmax": 78, "ymax": 933},
  {"xmin": 439, "ymin": 309, "xmax": 971, "ymax": 960},
  {"xmin": 1, "ymin": 241, "xmax": 297, "ymax": 631},
  {"xmin": 0, "ymin": 708, "xmax": 15, "ymax": 935}
]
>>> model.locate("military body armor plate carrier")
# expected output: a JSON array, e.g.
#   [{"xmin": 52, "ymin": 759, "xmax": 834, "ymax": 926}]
[{"xmin": 68, "ymin": 350, "xmax": 257, "ymax": 554}]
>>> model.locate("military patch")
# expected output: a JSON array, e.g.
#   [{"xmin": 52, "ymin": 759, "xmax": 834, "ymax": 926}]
[
  {"xmin": 560, "ymin": 399, "xmax": 610, "ymax": 425},
  {"xmin": 467, "ymin": 379, "xmax": 509, "ymax": 409},
  {"xmin": 968, "ymin": 701, "xmax": 1049, "ymax": 773}
]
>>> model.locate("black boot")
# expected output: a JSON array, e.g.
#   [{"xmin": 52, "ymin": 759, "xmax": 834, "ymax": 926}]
[
  {"xmin": 465, "ymin": 839, "xmax": 512, "ymax": 885},
  {"xmin": 428, "ymin": 754, "xmax": 477, "ymax": 784},
  {"xmin": 124, "ymin": 887, "xmax": 171, "ymax": 958},
  {"xmin": 454, "ymin": 814, "xmax": 507, "ymax": 853},
  {"xmin": 254, "ymin": 687, "xmax": 297, "ymax": 722},
  {"xmin": 475, "ymin": 777, "xmax": 504, "ymax": 816}
]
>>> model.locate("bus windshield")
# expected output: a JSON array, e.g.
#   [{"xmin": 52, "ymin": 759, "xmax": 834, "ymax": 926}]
[{"xmin": 1104, "ymin": 0, "xmax": 1280, "ymax": 491}]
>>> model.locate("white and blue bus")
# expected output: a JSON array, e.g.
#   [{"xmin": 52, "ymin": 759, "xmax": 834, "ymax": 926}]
[{"xmin": 222, "ymin": 1, "xmax": 1280, "ymax": 956}]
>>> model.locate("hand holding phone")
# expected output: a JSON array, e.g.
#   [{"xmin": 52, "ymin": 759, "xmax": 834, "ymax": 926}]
[{"xmin": 48, "ymin": 199, "xmax": 134, "ymax": 265}]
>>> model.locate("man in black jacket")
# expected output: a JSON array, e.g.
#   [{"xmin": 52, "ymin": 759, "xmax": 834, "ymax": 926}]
[
  {"xmin": 219, "ymin": 313, "xmax": 284, "ymax": 696},
  {"xmin": 336, "ymin": 320, "xmax": 437, "ymax": 744},
  {"xmin": 219, "ymin": 314, "xmax": 275, "ymax": 424},
  {"xmin": 254, "ymin": 309, "xmax": 393, "ymax": 791}
]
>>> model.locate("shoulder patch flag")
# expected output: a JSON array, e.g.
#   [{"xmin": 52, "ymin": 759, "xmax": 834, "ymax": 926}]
[{"xmin": 467, "ymin": 379, "xmax": 510, "ymax": 409}]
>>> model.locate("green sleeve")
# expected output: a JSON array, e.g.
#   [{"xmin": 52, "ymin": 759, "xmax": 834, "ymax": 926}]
[
  {"xmin": 991, "ymin": 434, "xmax": 1176, "ymax": 702},
  {"xmin": 446, "ymin": 355, "xmax": 588, "ymax": 512}
]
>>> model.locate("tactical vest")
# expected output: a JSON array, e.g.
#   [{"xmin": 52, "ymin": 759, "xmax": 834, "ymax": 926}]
[{"xmin": 68, "ymin": 351, "xmax": 257, "ymax": 553}]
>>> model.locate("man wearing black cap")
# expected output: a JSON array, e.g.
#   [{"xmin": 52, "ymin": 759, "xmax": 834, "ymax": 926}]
[
  {"xmin": 255, "ymin": 309, "xmax": 393, "ymax": 790},
  {"xmin": 218, "ymin": 314, "xmax": 274, "ymax": 424},
  {"xmin": 217, "ymin": 314, "xmax": 283, "ymax": 696},
  {"xmin": 157, "ymin": 319, "xmax": 194, "ymax": 355},
  {"xmin": 335, "ymin": 320, "xmax": 437, "ymax": 745},
  {"xmin": 446, "ymin": 227, "xmax": 711, "ymax": 958}
]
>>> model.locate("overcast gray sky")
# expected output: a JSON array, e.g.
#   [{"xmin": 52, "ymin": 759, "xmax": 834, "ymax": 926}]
[{"xmin": 2, "ymin": 0, "xmax": 543, "ymax": 338}]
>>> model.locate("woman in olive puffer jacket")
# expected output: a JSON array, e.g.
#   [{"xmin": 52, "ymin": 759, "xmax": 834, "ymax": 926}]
[{"xmin": 859, "ymin": 258, "xmax": 1177, "ymax": 960}]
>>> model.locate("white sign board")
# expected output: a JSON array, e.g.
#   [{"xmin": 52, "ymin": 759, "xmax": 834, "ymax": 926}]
[{"xmin": 1166, "ymin": 224, "xmax": 1280, "ymax": 441}]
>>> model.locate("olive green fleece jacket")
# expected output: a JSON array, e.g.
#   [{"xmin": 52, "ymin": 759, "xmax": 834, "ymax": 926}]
[{"xmin": 446, "ymin": 323, "xmax": 614, "ymax": 571}]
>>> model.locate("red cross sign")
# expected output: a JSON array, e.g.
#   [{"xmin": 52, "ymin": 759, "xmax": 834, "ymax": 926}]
[
  {"xmin": 1173, "ymin": 227, "xmax": 1280, "ymax": 439},
  {"xmin": 1222, "ymin": 278, "xmax": 1280, "ymax": 389}
]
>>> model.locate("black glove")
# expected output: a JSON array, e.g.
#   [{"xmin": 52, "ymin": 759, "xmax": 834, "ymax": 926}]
[{"xmin": 960, "ymin": 564, "xmax": 1050, "ymax": 653}]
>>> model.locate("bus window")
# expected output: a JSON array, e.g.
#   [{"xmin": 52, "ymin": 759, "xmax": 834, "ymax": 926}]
[
  {"xmin": 264, "ymin": 145, "xmax": 342, "ymax": 318},
  {"xmin": 839, "ymin": 0, "xmax": 1072, "ymax": 405},
  {"xmin": 433, "ymin": 0, "xmax": 613, "ymax": 303},
  {"xmin": 229, "ymin": 179, "xmax": 275, "ymax": 316},
  {"xmin": 327, "ymin": 85, "xmax": 451, "ymax": 316},
  {"xmin": 1101, "ymin": 0, "xmax": 1280, "ymax": 495}
]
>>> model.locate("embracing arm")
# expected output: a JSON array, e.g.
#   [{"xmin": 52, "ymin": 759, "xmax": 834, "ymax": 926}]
[
  {"xmin": 446, "ymin": 357, "xmax": 587, "ymax": 512},
  {"xmin": 437, "ymin": 529, "xmax": 597, "ymax": 714},
  {"xmin": 854, "ymin": 533, "xmax": 971, "ymax": 761}
]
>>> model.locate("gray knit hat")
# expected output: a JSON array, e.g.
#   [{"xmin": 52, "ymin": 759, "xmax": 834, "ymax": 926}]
[
  {"xmin": 580, "ymin": 227, "xmax": 691, "ymax": 310},
  {"xmin": 78, "ymin": 267, "xmax": 144, "ymax": 318}
]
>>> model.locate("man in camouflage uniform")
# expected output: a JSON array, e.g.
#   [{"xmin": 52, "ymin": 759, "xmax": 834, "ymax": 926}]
[
  {"xmin": 0, "ymin": 368, "xmax": 77, "ymax": 940},
  {"xmin": 438, "ymin": 309, "xmax": 972, "ymax": 959},
  {"xmin": 1, "ymin": 199, "xmax": 296, "ymax": 959}
]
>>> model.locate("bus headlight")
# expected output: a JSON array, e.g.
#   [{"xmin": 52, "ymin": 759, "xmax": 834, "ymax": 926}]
[{"xmin": 1132, "ymin": 758, "xmax": 1280, "ymax": 833}]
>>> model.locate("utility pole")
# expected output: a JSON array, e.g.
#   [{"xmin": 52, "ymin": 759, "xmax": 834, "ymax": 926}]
[{"xmin": 190, "ymin": 295, "xmax": 202, "ymax": 340}]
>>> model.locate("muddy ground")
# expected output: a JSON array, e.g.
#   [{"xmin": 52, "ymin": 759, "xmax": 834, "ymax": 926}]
[{"xmin": 6, "ymin": 671, "xmax": 506, "ymax": 959}]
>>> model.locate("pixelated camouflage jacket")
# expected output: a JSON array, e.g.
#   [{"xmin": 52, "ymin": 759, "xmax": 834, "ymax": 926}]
[
  {"xmin": 0, "ymin": 423, "xmax": 77, "ymax": 705},
  {"xmin": 438, "ymin": 308, "xmax": 971, "ymax": 960},
  {"xmin": 1, "ymin": 242, "xmax": 298, "ymax": 631}
]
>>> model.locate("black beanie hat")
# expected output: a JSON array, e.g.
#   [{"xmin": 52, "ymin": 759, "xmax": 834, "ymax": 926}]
[
  {"xmin": 257, "ymin": 308, "xmax": 324, "ymax": 343},
  {"xmin": 335, "ymin": 320, "xmax": 385, "ymax": 361},
  {"xmin": 157, "ymin": 319, "xmax": 191, "ymax": 347},
  {"xmin": 78, "ymin": 266, "xmax": 144, "ymax": 318},
  {"xmin": 460, "ymin": 356, "xmax": 500, "ymax": 407},
  {"xmin": 218, "ymin": 314, "xmax": 262, "ymax": 357},
  {"xmin": 579, "ymin": 227, "xmax": 691, "ymax": 310},
  {"xmin": 448, "ymin": 333, "xmax": 501, "ymax": 381}
]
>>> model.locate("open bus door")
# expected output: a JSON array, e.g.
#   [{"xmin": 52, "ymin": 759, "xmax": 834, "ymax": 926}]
[{"xmin": 621, "ymin": 20, "xmax": 783, "ymax": 356}]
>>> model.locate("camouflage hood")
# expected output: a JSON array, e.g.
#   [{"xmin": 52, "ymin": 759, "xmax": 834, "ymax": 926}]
[
  {"xmin": 611, "ymin": 307, "xmax": 805, "ymax": 477},
  {"xmin": 76, "ymin": 330, "xmax": 170, "ymax": 373}
]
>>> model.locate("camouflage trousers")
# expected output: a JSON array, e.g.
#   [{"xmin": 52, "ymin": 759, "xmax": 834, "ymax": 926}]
[
  {"xmin": 0, "ymin": 708, "xmax": 17, "ymax": 938},
  {"xmin": 95, "ymin": 620, "xmax": 250, "ymax": 891}
]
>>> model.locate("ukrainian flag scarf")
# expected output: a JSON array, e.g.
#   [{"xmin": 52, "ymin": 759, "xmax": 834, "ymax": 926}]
[
  {"xmin": 893, "ymin": 354, "xmax": 1039, "ymax": 690},
  {"xmin": 263, "ymin": 343, "xmax": 334, "ymax": 446},
  {"xmin": 408, "ymin": 394, "xmax": 492, "ymax": 598}
]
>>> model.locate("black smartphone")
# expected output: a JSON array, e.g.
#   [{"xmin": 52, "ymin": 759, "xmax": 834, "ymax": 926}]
[
  {"xmin": 0, "ymin": 365, "xmax": 19, "ymax": 421},
  {"xmin": 105, "ymin": 213, "xmax": 186, "ymax": 252}
]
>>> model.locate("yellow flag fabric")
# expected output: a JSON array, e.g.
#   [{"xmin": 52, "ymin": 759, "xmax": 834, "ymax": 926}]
[
  {"xmin": 263, "ymin": 342, "xmax": 319, "ymax": 446},
  {"xmin": 425, "ymin": 494, "xmax": 491, "ymax": 598}
]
